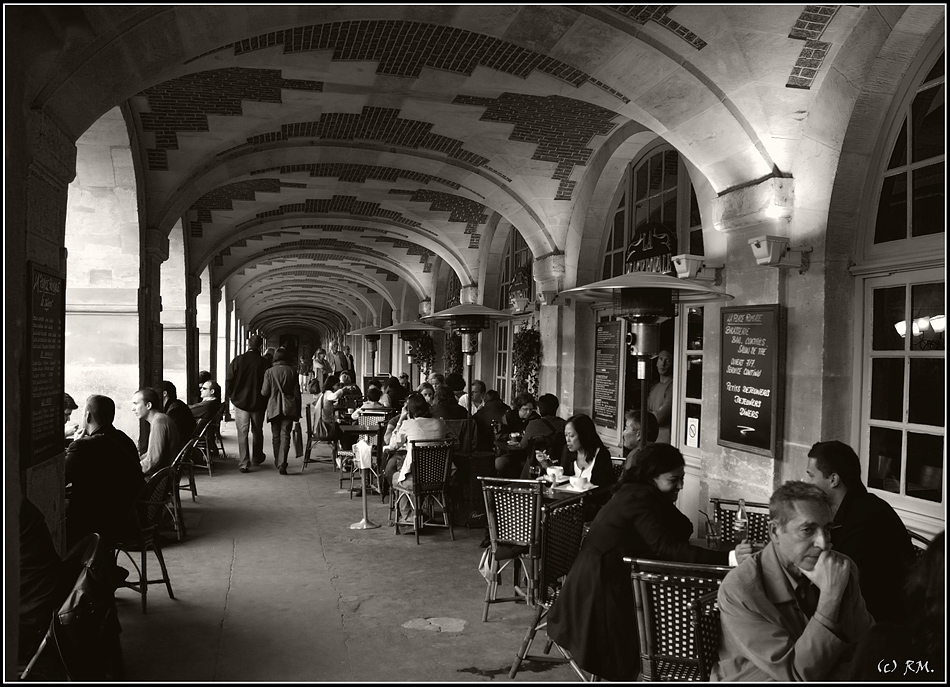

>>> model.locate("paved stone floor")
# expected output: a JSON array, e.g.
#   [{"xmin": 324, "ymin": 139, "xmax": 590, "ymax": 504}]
[{"xmin": 116, "ymin": 411, "xmax": 580, "ymax": 682}]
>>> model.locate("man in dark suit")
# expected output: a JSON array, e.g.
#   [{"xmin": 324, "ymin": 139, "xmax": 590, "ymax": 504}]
[
  {"xmin": 190, "ymin": 380, "xmax": 222, "ymax": 424},
  {"xmin": 163, "ymin": 380, "xmax": 196, "ymax": 451},
  {"xmin": 804, "ymin": 440, "xmax": 916, "ymax": 623},
  {"xmin": 65, "ymin": 394, "xmax": 145, "ymax": 549}
]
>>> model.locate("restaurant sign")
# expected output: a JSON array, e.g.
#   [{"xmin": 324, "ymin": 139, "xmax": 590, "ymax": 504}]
[
  {"xmin": 624, "ymin": 222, "xmax": 677, "ymax": 275},
  {"xmin": 718, "ymin": 305, "xmax": 783, "ymax": 457}
]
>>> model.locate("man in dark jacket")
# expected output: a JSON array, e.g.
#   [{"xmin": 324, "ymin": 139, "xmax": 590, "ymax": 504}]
[
  {"xmin": 227, "ymin": 334, "xmax": 270, "ymax": 472},
  {"xmin": 805, "ymin": 439, "xmax": 916, "ymax": 623},
  {"xmin": 162, "ymin": 380, "xmax": 196, "ymax": 451},
  {"xmin": 189, "ymin": 380, "xmax": 222, "ymax": 424},
  {"xmin": 65, "ymin": 394, "xmax": 144, "ymax": 549}
]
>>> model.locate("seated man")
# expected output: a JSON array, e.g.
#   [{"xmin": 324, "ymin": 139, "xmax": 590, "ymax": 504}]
[
  {"xmin": 131, "ymin": 387, "xmax": 179, "ymax": 476},
  {"xmin": 350, "ymin": 386, "xmax": 385, "ymax": 421},
  {"xmin": 804, "ymin": 439, "xmax": 916, "ymax": 623},
  {"xmin": 19, "ymin": 498, "xmax": 65, "ymax": 663},
  {"xmin": 163, "ymin": 380, "xmax": 196, "ymax": 451},
  {"xmin": 65, "ymin": 394, "xmax": 145, "ymax": 549},
  {"xmin": 516, "ymin": 392, "xmax": 567, "ymax": 478},
  {"xmin": 472, "ymin": 389, "xmax": 509, "ymax": 451},
  {"xmin": 714, "ymin": 481, "xmax": 873, "ymax": 681},
  {"xmin": 621, "ymin": 408, "xmax": 659, "ymax": 473},
  {"xmin": 64, "ymin": 392, "xmax": 80, "ymax": 444},
  {"xmin": 190, "ymin": 380, "xmax": 222, "ymax": 424}
]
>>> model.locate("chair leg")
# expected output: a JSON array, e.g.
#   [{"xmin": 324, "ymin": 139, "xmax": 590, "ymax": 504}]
[
  {"xmin": 152, "ymin": 536, "xmax": 175, "ymax": 601},
  {"xmin": 482, "ymin": 553, "xmax": 498, "ymax": 622},
  {"xmin": 414, "ymin": 497, "xmax": 421, "ymax": 545},
  {"xmin": 444, "ymin": 490, "xmax": 455, "ymax": 540},
  {"xmin": 140, "ymin": 547, "xmax": 148, "ymax": 614},
  {"xmin": 509, "ymin": 604, "xmax": 545, "ymax": 679}
]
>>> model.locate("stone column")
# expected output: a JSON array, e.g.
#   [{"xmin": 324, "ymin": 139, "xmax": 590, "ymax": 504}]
[
  {"xmin": 139, "ymin": 228, "xmax": 168, "ymax": 452},
  {"xmin": 533, "ymin": 255, "xmax": 580, "ymax": 415},
  {"xmin": 208, "ymin": 286, "xmax": 221, "ymax": 385},
  {"xmin": 184, "ymin": 272, "xmax": 201, "ymax": 402}
]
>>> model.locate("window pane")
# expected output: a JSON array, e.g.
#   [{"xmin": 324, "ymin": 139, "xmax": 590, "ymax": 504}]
[
  {"xmin": 648, "ymin": 154, "xmax": 663, "ymax": 194},
  {"xmin": 911, "ymin": 83, "xmax": 945, "ymax": 162},
  {"xmin": 911, "ymin": 281, "xmax": 946, "ymax": 342},
  {"xmin": 613, "ymin": 212, "xmax": 625, "ymax": 250},
  {"xmin": 868, "ymin": 426, "xmax": 903, "ymax": 493},
  {"xmin": 662, "ymin": 191, "xmax": 677, "ymax": 231},
  {"xmin": 603, "ymin": 255, "xmax": 611, "ymax": 279},
  {"xmin": 689, "ymin": 185, "xmax": 701, "ymax": 228},
  {"xmin": 686, "ymin": 307, "xmax": 704, "ymax": 350},
  {"xmin": 688, "ymin": 228, "xmax": 704, "ymax": 257},
  {"xmin": 684, "ymin": 402, "xmax": 701, "ymax": 447},
  {"xmin": 870, "ymin": 358, "xmax": 905, "ymax": 421},
  {"xmin": 909, "ymin": 358, "xmax": 945, "ymax": 426},
  {"xmin": 649, "ymin": 197, "xmax": 663, "ymax": 225},
  {"xmin": 887, "ymin": 119, "xmax": 908, "ymax": 169},
  {"xmin": 635, "ymin": 201, "xmax": 649, "ymax": 230},
  {"xmin": 924, "ymin": 52, "xmax": 944, "ymax": 82},
  {"xmin": 663, "ymin": 150, "xmax": 678, "ymax": 190},
  {"xmin": 872, "ymin": 285, "xmax": 906, "ymax": 351},
  {"xmin": 613, "ymin": 252, "xmax": 623, "ymax": 277},
  {"xmin": 911, "ymin": 163, "xmax": 945, "ymax": 237},
  {"xmin": 906, "ymin": 432, "xmax": 943, "ymax": 503},
  {"xmin": 685, "ymin": 355, "xmax": 703, "ymax": 399},
  {"xmin": 874, "ymin": 173, "xmax": 907, "ymax": 243},
  {"xmin": 635, "ymin": 166, "xmax": 648, "ymax": 201}
]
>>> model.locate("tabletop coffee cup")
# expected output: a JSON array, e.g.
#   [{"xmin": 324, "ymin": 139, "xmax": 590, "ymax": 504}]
[
  {"xmin": 569, "ymin": 475, "xmax": 589, "ymax": 490},
  {"xmin": 546, "ymin": 466, "xmax": 564, "ymax": 479}
]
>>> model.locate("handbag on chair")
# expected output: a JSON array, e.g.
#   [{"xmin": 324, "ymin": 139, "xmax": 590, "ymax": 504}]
[
  {"xmin": 292, "ymin": 421, "xmax": 303, "ymax": 458},
  {"xmin": 313, "ymin": 393, "xmax": 334, "ymax": 441}
]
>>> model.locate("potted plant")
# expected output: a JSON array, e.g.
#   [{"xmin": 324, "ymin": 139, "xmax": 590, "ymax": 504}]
[
  {"xmin": 442, "ymin": 331, "xmax": 463, "ymax": 374},
  {"xmin": 412, "ymin": 332, "xmax": 437, "ymax": 377},
  {"xmin": 512, "ymin": 324, "xmax": 542, "ymax": 396}
]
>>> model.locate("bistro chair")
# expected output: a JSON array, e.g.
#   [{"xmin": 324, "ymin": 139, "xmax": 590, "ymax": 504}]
[
  {"xmin": 346, "ymin": 410, "xmax": 395, "ymax": 498},
  {"xmin": 625, "ymin": 558, "xmax": 733, "ymax": 681},
  {"xmin": 908, "ymin": 529, "xmax": 932, "ymax": 561},
  {"xmin": 301, "ymin": 402, "xmax": 334, "ymax": 470},
  {"xmin": 19, "ymin": 533, "xmax": 123, "ymax": 681},
  {"xmin": 114, "ymin": 467, "xmax": 176, "ymax": 614},
  {"xmin": 709, "ymin": 497, "xmax": 770, "ymax": 545},
  {"xmin": 689, "ymin": 590, "xmax": 721, "ymax": 682},
  {"xmin": 509, "ymin": 493, "xmax": 589, "ymax": 681},
  {"xmin": 611, "ymin": 457, "xmax": 625, "ymax": 482},
  {"xmin": 479, "ymin": 477, "xmax": 544, "ymax": 621},
  {"xmin": 168, "ymin": 437, "xmax": 199, "ymax": 541},
  {"xmin": 391, "ymin": 440, "xmax": 455, "ymax": 545},
  {"xmin": 192, "ymin": 407, "xmax": 226, "ymax": 477}
]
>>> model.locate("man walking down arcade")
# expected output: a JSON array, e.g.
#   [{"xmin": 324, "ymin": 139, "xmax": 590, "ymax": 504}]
[{"xmin": 227, "ymin": 334, "xmax": 270, "ymax": 473}]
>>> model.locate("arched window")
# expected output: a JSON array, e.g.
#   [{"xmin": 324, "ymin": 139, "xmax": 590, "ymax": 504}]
[
  {"xmin": 496, "ymin": 227, "xmax": 534, "ymax": 310},
  {"xmin": 860, "ymin": 49, "xmax": 944, "ymax": 521},
  {"xmin": 445, "ymin": 270, "xmax": 461, "ymax": 308}
]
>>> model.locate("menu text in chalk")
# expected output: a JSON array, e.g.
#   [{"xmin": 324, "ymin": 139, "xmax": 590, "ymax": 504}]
[
  {"xmin": 26, "ymin": 262, "xmax": 67, "ymax": 468},
  {"xmin": 718, "ymin": 305, "xmax": 782, "ymax": 457},
  {"xmin": 592, "ymin": 321, "xmax": 621, "ymax": 429}
]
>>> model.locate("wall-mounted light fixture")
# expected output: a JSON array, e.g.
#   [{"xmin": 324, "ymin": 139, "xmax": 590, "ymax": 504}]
[
  {"xmin": 748, "ymin": 235, "xmax": 812, "ymax": 273},
  {"xmin": 671, "ymin": 254, "xmax": 724, "ymax": 284},
  {"xmin": 895, "ymin": 315, "xmax": 945, "ymax": 350}
]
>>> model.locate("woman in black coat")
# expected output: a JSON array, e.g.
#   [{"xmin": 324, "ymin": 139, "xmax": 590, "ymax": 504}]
[{"xmin": 546, "ymin": 443, "xmax": 732, "ymax": 681}]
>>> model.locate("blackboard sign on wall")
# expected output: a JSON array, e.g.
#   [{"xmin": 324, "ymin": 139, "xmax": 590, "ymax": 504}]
[
  {"xmin": 592, "ymin": 321, "xmax": 621, "ymax": 429},
  {"xmin": 26, "ymin": 262, "xmax": 67, "ymax": 468},
  {"xmin": 718, "ymin": 304, "xmax": 782, "ymax": 457}
]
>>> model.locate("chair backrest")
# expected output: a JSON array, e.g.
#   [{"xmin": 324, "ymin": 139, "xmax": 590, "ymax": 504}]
[
  {"xmin": 536, "ymin": 493, "xmax": 586, "ymax": 607},
  {"xmin": 689, "ymin": 589, "xmax": 721, "ymax": 681},
  {"xmin": 170, "ymin": 437, "xmax": 198, "ymax": 471},
  {"xmin": 909, "ymin": 529, "xmax": 932, "ymax": 561},
  {"xmin": 626, "ymin": 558, "xmax": 733, "ymax": 681},
  {"xmin": 610, "ymin": 457, "xmax": 625, "ymax": 482},
  {"xmin": 444, "ymin": 418, "xmax": 475, "ymax": 456},
  {"xmin": 304, "ymin": 402, "xmax": 313, "ymax": 435},
  {"xmin": 358, "ymin": 410, "xmax": 395, "ymax": 448},
  {"xmin": 709, "ymin": 497, "xmax": 770, "ymax": 545},
  {"xmin": 137, "ymin": 467, "xmax": 174, "ymax": 529},
  {"xmin": 409, "ymin": 440, "xmax": 453, "ymax": 491},
  {"xmin": 479, "ymin": 477, "xmax": 543, "ymax": 549}
]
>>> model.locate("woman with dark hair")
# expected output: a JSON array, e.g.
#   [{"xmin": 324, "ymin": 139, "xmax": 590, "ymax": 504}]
[
  {"xmin": 312, "ymin": 374, "xmax": 342, "ymax": 464},
  {"xmin": 494, "ymin": 393, "xmax": 539, "ymax": 478},
  {"xmin": 546, "ymin": 444, "xmax": 734, "ymax": 681},
  {"xmin": 430, "ymin": 384, "xmax": 467, "ymax": 420},
  {"xmin": 380, "ymin": 375, "xmax": 407, "ymax": 411},
  {"xmin": 261, "ymin": 347, "xmax": 301, "ymax": 474},
  {"xmin": 557, "ymin": 413, "xmax": 616, "ymax": 489},
  {"xmin": 848, "ymin": 530, "xmax": 945, "ymax": 682}
]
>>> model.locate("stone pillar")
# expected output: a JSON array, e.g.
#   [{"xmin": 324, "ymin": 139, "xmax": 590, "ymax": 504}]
[
  {"xmin": 534, "ymin": 255, "xmax": 575, "ymax": 416},
  {"xmin": 139, "ymin": 228, "xmax": 168, "ymax": 451},
  {"xmin": 184, "ymin": 272, "xmax": 201, "ymax": 404},
  {"xmin": 208, "ymin": 286, "xmax": 221, "ymax": 386}
]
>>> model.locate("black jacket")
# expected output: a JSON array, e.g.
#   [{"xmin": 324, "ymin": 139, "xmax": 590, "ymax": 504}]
[
  {"xmin": 227, "ymin": 350, "xmax": 269, "ymax": 411},
  {"xmin": 165, "ymin": 398, "xmax": 197, "ymax": 448}
]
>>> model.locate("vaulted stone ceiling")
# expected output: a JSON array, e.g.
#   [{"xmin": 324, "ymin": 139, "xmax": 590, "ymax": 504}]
[{"xmin": 21, "ymin": 4, "xmax": 917, "ymax": 336}]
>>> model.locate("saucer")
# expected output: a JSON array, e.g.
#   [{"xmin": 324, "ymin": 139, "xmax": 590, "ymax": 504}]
[{"xmin": 555, "ymin": 481, "xmax": 595, "ymax": 493}]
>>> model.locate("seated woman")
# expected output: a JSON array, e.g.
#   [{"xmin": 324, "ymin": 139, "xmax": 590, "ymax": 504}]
[
  {"xmin": 416, "ymin": 382, "xmax": 435, "ymax": 406},
  {"xmin": 430, "ymin": 384, "xmax": 467, "ymax": 421},
  {"xmin": 543, "ymin": 413, "xmax": 615, "ymax": 489},
  {"xmin": 313, "ymin": 375, "xmax": 344, "ymax": 463},
  {"xmin": 547, "ymin": 444, "xmax": 742, "ymax": 681},
  {"xmin": 384, "ymin": 393, "xmax": 449, "ymax": 524},
  {"xmin": 337, "ymin": 372, "xmax": 363, "ymax": 411},
  {"xmin": 380, "ymin": 376, "xmax": 407, "ymax": 412},
  {"xmin": 350, "ymin": 386, "xmax": 385, "ymax": 421},
  {"xmin": 494, "ymin": 393, "xmax": 539, "ymax": 478}
]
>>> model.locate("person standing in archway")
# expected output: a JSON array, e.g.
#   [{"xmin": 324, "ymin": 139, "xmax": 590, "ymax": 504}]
[
  {"xmin": 647, "ymin": 350, "xmax": 674, "ymax": 444},
  {"xmin": 227, "ymin": 334, "xmax": 269, "ymax": 473}
]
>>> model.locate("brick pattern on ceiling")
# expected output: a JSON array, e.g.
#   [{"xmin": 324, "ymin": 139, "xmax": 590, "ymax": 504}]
[
  {"xmin": 389, "ymin": 188, "xmax": 485, "ymax": 250},
  {"xmin": 253, "ymin": 195, "xmax": 423, "ymax": 229},
  {"xmin": 188, "ymin": 20, "xmax": 629, "ymax": 103},
  {"xmin": 608, "ymin": 6, "xmax": 707, "ymax": 50},
  {"xmin": 249, "ymin": 162, "xmax": 484, "ymax": 198},
  {"xmin": 786, "ymin": 6, "xmax": 839, "ymax": 90},
  {"xmin": 139, "ymin": 68, "xmax": 323, "ymax": 171},
  {"xmin": 189, "ymin": 178, "xmax": 307, "ymax": 238},
  {"xmin": 453, "ymin": 93, "xmax": 619, "ymax": 200}
]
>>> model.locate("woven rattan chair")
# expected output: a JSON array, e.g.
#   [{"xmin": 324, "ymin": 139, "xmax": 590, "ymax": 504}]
[
  {"xmin": 301, "ymin": 402, "xmax": 334, "ymax": 470},
  {"xmin": 509, "ymin": 493, "xmax": 589, "ymax": 681},
  {"xmin": 625, "ymin": 558, "xmax": 733, "ymax": 681},
  {"xmin": 347, "ymin": 410, "xmax": 395, "ymax": 498},
  {"xmin": 192, "ymin": 407, "xmax": 226, "ymax": 477},
  {"xmin": 709, "ymin": 498, "xmax": 770, "ymax": 545},
  {"xmin": 689, "ymin": 590, "xmax": 721, "ymax": 681},
  {"xmin": 908, "ymin": 529, "xmax": 932, "ymax": 561},
  {"xmin": 168, "ymin": 437, "xmax": 199, "ymax": 541},
  {"xmin": 392, "ymin": 440, "xmax": 455, "ymax": 545},
  {"xmin": 611, "ymin": 457, "xmax": 625, "ymax": 482},
  {"xmin": 479, "ymin": 477, "xmax": 544, "ymax": 621},
  {"xmin": 114, "ymin": 467, "xmax": 176, "ymax": 614}
]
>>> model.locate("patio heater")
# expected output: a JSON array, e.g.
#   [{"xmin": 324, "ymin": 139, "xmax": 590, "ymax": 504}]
[
  {"xmin": 377, "ymin": 320, "xmax": 444, "ymax": 388},
  {"xmin": 561, "ymin": 272, "xmax": 733, "ymax": 449},
  {"xmin": 347, "ymin": 325, "xmax": 382, "ymax": 378},
  {"xmin": 423, "ymin": 303, "xmax": 514, "ymax": 416}
]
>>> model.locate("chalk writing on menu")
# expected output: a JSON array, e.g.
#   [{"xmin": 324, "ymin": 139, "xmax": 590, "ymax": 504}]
[
  {"xmin": 718, "ymin": 305, "xmax": 780, "ymax": 456},
  {"xmin": 592, "ymin": 321, "xmax": 621, "ymax": 429},
  {"xmin": 29, "ymin": 263, "xmax": 66, "ymax": 466}
]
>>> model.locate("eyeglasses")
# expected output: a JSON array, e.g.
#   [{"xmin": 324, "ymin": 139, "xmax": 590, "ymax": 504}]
[{"xmin": 201, "ymin": 385, "xmax": 214, "ymax": 390}]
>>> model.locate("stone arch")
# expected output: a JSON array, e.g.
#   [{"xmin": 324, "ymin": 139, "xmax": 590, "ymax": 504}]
[
  {"xmin": 232, "ymin": 268, "xmax": 397, "ymax": 314},
  {"xmin": 64, "ymin": 105, "xmax": 142, "ymax": 441}
]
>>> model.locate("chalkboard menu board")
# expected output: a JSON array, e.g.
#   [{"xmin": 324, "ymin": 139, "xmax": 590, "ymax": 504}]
[
  {"xmin": 26, "ymin": 262, "xmax": 67, "ymax": 468},
  {"xmin": 592, "ymin": 321, "xmax": 621, "ymax": 429},
  {"xmin": 718, "ymin": 305, "xmax": 782, "ymax": 457}
]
